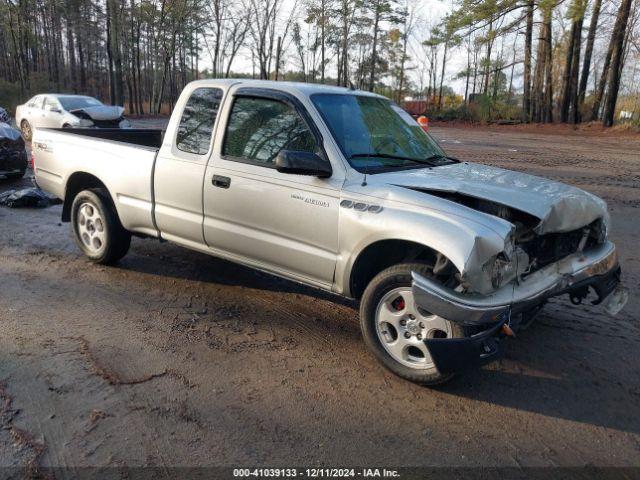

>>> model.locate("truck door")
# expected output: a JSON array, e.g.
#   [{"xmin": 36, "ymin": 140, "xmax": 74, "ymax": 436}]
[
  {"xmin": 153, "ymin": 86, "xmax": 224, "ymax": 246},
  {"xmin": 203, "ymin": 88, "xmax": 342, "ymax": 288}
]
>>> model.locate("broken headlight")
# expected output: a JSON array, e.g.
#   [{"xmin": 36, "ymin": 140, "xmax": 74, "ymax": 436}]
[
  {"xmin": 484, "ymin": 233, "xmax": 529, "ymax": 290},
  {"xmin": 488, "ymin": 253, "xmax": 515, "ymax": 289},
  {"xmin": 594, "ymin": 217, "xmax": 608, "ymax": 244}
]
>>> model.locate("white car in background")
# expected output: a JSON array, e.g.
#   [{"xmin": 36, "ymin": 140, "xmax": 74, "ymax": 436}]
[{"xmin": 15, "ymin": 94, "xmax": 131, "ymax": 141}]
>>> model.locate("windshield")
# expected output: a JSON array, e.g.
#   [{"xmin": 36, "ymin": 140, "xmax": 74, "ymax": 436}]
[
  {"xmin": 311, "ymin": 93, "xmax": 453, "ymax": 172},
  {"xmin": 57, "ymin": 96, "xmax": 103, "ymax": 111}
]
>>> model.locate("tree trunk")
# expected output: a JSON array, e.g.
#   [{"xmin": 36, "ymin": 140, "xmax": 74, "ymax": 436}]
[
  {"xmin": 482, "ymin": 18, "xmax": 494, "ymax": 95},
  {"xmin": 320, "ymin": 0, "xmax": 326, "ymax": 83},
  {"xmin": 591, "ymin": 41, "xmax": 613, "ymax": 120},
  {"xmin": 602, "ymin": 0, "xmax": 633, "ymax": 126},
  {"xmin": 577, "ymin": 0, "xmax": 602, "ymax": 119},
  {"xmin": 544, "ymin": 15, "xmax": 553, "ymax": 123},
  {"xmin": 560, "ymin": 20, "xmax": 579, "ymax": 123},
  {"xmin": 532, "ymin": 6, "xmax": 554, "ymax": 123},
  {"xmin": 397, "ymin": 27, "xmax": 409, "ymax": 103},
  {"xmin": 106, "ymin": 0, "xmax": 115, "ymax": 104},
  {"xmin": 275, "ymin": 36, "xmax": 282, "ymax": 80},
  {"xmin": 66, "ymin": 17, "xmax": 77, "ymax": 93},
  {"xmin": 531, "ymin": 17, "xmax": 547, "ymax": 121},
  {"xmin": 568, "ymin": 15, "xmax": 584, "ymax": 124},
  {"xmin": 76, "ymin": 13, "xmax": 87, "ymax": 93},
  {"xmin": 464, "ymin": 36, "xmax": 471, "ymax": 104},
  {"xmin": 368, "ymin": 5, "xmax": 380, "ymax": 91},
  {"xmin": 112, "ymin": 0, "xmax": 125, "ymax": 106},
  {"xmin": 438, "ymin": 41, "xmax": 448, "ymax": 110},
  {"xmin": 523, "ymin": 0, "xmax": 534, "ymax": 120}
]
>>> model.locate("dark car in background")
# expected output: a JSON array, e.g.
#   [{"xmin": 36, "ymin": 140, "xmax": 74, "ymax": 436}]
[{"xmin": 0, "ymin": 107, "xmax": 28, "ymax": 180}]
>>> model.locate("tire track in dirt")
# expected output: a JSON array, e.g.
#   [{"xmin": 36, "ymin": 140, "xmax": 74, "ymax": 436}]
[{"xmin": 0, "ymin": 381, "xmax": 51, "ymax": 479}]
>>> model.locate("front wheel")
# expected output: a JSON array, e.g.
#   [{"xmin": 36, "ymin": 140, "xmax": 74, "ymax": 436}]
[
  {"xmin": 360, "ymin": 263, "xmax": 466, "ymax": 385},
  {"xmin": 71, "ymin": 188, "xmax": 131, "ymax": 264},
  {"xmin": 21, "ymin": 120, "xmax": 32, "ymax": 142}
]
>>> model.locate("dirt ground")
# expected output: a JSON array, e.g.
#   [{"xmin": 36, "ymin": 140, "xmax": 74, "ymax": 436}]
[{"xmin": 1, "ymin": 123, "xmax": 639, "ymax": 477}]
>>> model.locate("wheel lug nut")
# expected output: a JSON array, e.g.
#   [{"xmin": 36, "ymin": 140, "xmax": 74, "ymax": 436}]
[
  {"xmin": 404, "ymin": 332, "xmax": 411, "ymax": 339},
  {"xmin": 400, "ymin": 319, "xmax": 407, "ymax": 326},
  {"xmin": 417, "ymin": 333, "xmax": 422, "ymax": 340},
  {"xmin": 419, "ymin": 322, "xmax": 425, "ymax": 329},
  {"xmin": 409, "ymin": 314, "xmax": 415, "ymax": 319}
]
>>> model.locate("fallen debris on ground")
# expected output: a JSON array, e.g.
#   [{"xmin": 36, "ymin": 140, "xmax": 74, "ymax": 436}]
[{"xmin": 0, "ymin": 187, "xmax": 61, "ymax": 208}]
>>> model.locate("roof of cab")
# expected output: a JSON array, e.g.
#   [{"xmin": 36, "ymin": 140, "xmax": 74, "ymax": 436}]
[{"xmin": 186, "ymin": 79, "xmax": 385, "ymax": 99}]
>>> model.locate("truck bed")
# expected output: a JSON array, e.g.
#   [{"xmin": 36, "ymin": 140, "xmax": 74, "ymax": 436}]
[
  {"xmin": 56, "ymin": 128, "xmax": 164, "ymax": 149},
  {"xmin": 32, "ymin": 127, "xmax": 163, "ymax": 238}
]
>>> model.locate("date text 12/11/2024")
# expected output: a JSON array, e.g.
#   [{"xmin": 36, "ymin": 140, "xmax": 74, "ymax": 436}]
[{"xmin": 232, "ymin": 468, "xmax": 400, "ymax": 477}]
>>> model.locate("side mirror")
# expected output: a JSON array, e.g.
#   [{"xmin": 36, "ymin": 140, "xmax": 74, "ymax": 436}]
[
  {"xmin": 275, "ymin": 150, "xmax": 332, "ymax": 178},
  {"xmin": 46, "ymin": 105, "xmax": 61, "ymax": 113}
]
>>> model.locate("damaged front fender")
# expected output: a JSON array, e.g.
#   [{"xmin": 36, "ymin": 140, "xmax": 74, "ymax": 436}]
[
  {"xmin": 414, "ymin": 241, "xmax": 627, "ymax": 374},
  {"xmin": 412, "ymin": 241, "xmax": 625, "ymax": 327}
]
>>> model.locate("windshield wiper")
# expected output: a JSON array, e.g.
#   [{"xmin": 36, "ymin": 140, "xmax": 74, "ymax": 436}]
[
  {"xmin": 349, "ymin": 153, "xmax": 438, "ymax": 166},
  {"xmin": 423, "ymin": 153, "xmax": 459, "ymax": 163}
]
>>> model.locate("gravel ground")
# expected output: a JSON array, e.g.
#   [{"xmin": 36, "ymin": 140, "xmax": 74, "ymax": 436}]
[{"xmin": 0, "ymin": 123, "xmax": 639, "ymax": 477}]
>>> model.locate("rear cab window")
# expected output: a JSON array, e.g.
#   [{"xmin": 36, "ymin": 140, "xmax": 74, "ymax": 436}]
[
  {"xmin": 222, "ymin": 96, "xmax": 317, "ymax": 167},
  {"xmin": 176, "ymin": 88, "xmax": 223, "ymax": 155}
]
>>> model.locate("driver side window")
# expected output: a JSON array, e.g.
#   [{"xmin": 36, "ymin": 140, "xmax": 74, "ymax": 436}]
[
  {"xmin": 222, "ymin": 96, "xmax": 317, "ymax": 166},
  {"xmin": 43, "ymin": 97, "xmax": 60, "ymax": 111},
  {"xmin": 28, "ymin": 96, "xmax": 44, "ymax": 109}
]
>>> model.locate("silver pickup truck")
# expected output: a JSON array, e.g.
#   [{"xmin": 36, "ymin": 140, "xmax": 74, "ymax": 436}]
[{"xmin": 32, "ymin": 79, "xmax": 627, "ymax": 385}]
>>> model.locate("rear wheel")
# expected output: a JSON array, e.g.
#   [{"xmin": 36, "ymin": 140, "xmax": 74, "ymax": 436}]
[
  {"xmin": 360, "ymin": 263, "xmax": 466, "ymax": 385},
  {"xmin": 71, "ymin": 188, "xmax": 131, "ymax": 264},
  {"xmin": 20, "ymin": 120, "xmax": 32, "ymax": 142}
]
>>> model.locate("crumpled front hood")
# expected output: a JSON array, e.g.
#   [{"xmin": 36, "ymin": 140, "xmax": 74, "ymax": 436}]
[
  {"xmin": 0, "ymin": 122, "xmax": 22, "ymax": 142},
  {"xmin": 69, "ymin": 105, "xmax": 124, "ymax": 121},
  {"xmin": 376, "ymin": 162, "xmax": 608, "ymax": 234}
]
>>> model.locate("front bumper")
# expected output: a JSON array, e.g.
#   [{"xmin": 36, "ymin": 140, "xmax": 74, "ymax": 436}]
[{"xmin": 413, "ymin": 241, "xmax": 627, "ymax": 373}]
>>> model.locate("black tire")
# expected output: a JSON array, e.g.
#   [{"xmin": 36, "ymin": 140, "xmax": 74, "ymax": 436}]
[
  {"xmin": 360, "ymin": 263, "xmax": 466, "ymax": 386},
  {"xmin": 71, "ymin": 188, "xmax": 131, "ymax": 264},
  {"xmin": 20, "ymin": 120, "xmax": 32, "ymax": 142}
]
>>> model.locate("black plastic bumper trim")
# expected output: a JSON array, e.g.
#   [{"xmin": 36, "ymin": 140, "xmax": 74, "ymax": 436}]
[{"xmin": 424, "ymin": 319, "xmax": 506, "ymax": 375}]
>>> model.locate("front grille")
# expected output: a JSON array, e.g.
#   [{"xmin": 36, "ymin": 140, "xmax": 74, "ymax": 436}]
[{"xmin": 519, "ymin": 219, "xmax": 603, "ymax": 273}]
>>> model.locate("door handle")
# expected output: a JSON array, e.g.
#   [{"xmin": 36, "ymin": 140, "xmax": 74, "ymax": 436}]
[{"xmin": 212, "ymin": 175, "xmax": 231, "ymax": 189}]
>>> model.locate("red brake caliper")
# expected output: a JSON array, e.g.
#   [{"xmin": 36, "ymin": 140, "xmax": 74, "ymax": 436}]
[{"xmin": 391, "ymin": 296, "xmax": 405, "ymax": 311}]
